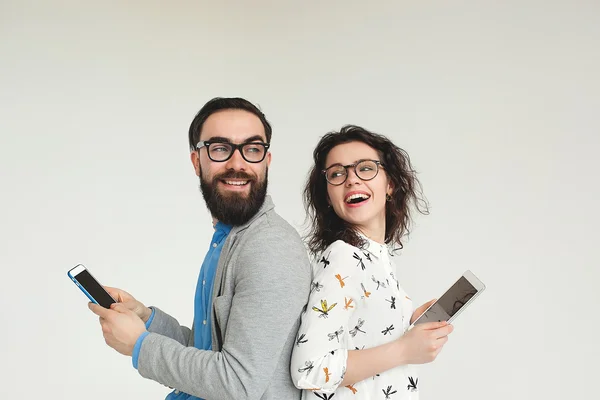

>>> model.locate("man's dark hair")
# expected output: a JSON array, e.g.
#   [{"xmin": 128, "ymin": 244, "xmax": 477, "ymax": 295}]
[
  {"xmin": 303, "ymin": 125, "xmax": 430, "ymax": 254},
  {"xmin": 188, "ymin": 97, "xmax": 272, "ymax": 151}
]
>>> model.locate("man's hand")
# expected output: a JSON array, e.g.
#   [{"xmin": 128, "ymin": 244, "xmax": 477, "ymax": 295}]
[
  {"xmin": 89, "ymin": 302, "xmax": 147, "ymax": 356},
  {"xmin": 410, "ymin": 298, "xmax": 436, "ymax": 325},
  {"xmin": 104, "ymin": 286, "xmax": 153, "ymax": 323}
]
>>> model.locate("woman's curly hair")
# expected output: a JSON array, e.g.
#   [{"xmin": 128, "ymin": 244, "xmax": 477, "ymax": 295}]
[{"xmin": 303, "ymin": 125, "xmax": 429, "ymax": 254}]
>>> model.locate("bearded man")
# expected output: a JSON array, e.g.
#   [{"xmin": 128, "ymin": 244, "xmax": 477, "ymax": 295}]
[{"xmin": 89, "ymin": 97, "xmax": 312, "ymax": 400}]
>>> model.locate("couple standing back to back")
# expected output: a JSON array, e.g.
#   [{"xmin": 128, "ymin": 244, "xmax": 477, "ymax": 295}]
[{"xmin": 89, "ymin": 97, "xmax": 454, "ymax": 400}]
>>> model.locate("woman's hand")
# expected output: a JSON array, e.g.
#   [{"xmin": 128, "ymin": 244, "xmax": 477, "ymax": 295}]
[
  {"xmin": 396, "ymin": 321, "xmax": 453, "ymax": 364},
  {"xmin": 410, "ymin": 299, "xmax": 436, "ymax": 325}
]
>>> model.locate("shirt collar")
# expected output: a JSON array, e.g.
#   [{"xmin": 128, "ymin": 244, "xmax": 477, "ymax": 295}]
[
  {"xmin": 357, "ymin": 231, "xmax": 388, "ymax": 259},
  {"xmin": 214, "ymin": 221, "xmax": 232, "ymax": 235}
]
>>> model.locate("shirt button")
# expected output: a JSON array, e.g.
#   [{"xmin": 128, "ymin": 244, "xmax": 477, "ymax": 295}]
[
  {"xmin": 202, "ymin": 280, "xmax": 206, "ymax": 285},
  {"xmin": 212, "ymin": 243, "xmax": 217, "ymax": 248},
  {"xmin": 203, "ymin": 320, "xmax": 207, "ymax": 325}
]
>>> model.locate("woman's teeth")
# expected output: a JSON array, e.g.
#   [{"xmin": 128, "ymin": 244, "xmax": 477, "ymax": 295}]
[{"xmin": 345, "ymin": 194, "xmax": 370, "ymax": 203}]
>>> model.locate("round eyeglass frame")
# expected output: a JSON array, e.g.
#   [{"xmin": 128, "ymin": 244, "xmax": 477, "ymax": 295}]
[
  {"xmin": 196, "ymin": 140, "xmax": 270, "ymax": 163},
  {"xmin": 322, "ymin": 159, "xmax": 385, "ymax": 186}
]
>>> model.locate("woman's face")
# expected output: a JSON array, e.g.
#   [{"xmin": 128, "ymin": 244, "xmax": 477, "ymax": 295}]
[{"xmin": 324, "ymin": 141, "xmax": 392, "ymax": 240}]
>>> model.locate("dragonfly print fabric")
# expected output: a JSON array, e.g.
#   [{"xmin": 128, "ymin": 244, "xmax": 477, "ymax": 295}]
[{"xmin": 291, "ymin": 235, "xmax": 420, "ymax": 399}]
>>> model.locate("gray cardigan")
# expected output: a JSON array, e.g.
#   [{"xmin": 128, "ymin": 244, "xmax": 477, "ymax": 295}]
[{"xmin": 136, "ymin": 196, "xmax": 312, "ymax": 399}]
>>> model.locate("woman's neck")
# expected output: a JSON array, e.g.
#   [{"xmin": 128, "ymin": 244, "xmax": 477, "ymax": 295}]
[{"xmin": 355, "ymin": 224, "xmax": 386, "ymax": 245}]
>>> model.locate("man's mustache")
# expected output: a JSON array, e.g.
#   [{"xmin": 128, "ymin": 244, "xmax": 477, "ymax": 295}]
[{"xmin": 214, "ymin": 171, "xmax": 256, "ymax": 182}]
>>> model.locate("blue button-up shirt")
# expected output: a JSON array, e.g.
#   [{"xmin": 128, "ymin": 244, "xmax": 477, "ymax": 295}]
[
  {"xmin": 192, "ymin": 221, "xmax": 232, "ymax": 353},
  {"xmin": 133, "ymin": 221, "xmax": 231, "ymax": 400}
]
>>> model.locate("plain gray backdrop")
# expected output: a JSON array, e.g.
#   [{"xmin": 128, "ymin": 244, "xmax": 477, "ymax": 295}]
[{"xmin": 1, "ymin": 0, "xmax": 599, "ymax": 398}]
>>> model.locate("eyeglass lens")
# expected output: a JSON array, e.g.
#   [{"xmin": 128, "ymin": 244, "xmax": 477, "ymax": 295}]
[
  {"xmin": 326, "ymin": 160, "xmax": 379, "ymax": 185},
  {"xmin": 208, "ymin": 142, "xmax": 266, "ymax": 162}
]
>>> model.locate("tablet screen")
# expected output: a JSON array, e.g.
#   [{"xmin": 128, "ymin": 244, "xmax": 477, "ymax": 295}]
[{"xmin": 413, "ymin": 276, "xmax": 478, "ymax": 324}]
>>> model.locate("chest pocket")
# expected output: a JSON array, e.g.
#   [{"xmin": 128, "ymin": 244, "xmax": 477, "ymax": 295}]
[{"xmin": 213, "ymin": 294, "xmax": 233, "ymax": 348}]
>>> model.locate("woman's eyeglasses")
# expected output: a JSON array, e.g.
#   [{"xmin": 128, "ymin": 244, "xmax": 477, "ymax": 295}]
[{"xmin": 322, "ymin": 159, "xmax": 384, "ymax": 186}]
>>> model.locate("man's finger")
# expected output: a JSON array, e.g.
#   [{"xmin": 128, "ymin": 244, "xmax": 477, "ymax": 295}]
[
  {"xmin": 110, "ymin": 303, "xmax": 131, "ymax": 315},
  {"xmin": 103, "ymin": 286, "xmax": 122, "ymax": 301},
  {"xmin": 88, "ymin": 302, "xmax": 111, "ymax": 318},
  {"xmin": 101, "ymin": 320, "xmax": 111, "ymax": 334}
]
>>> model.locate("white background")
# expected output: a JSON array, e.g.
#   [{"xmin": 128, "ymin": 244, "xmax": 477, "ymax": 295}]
[{"xmin": 1, "ymin": 1, "xmax": 599, "ymax": 398}]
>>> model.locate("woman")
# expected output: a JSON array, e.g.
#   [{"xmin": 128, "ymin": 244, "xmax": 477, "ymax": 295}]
[{"xmin": 291, "ymin": 125, "xmax": 453, "ymax": 399}]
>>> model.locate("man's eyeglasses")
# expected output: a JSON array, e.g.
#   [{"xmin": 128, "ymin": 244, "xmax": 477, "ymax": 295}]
[
  {"xmin": 196, "ymin": 141, "xmax": 270, "ymax": 163},
  {"xmin": 322, "ymin": 159, "xmax": 384, "ymax": 186}
]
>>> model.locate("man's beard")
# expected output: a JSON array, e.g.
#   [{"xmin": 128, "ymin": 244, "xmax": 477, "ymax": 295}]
[{"xmin": 199, "ymin": 169, "xmax": 268, "ymax": 226}]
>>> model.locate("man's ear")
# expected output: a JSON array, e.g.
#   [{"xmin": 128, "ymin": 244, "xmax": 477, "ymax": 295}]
[{"xmin": 191, "ymin": 151, "xmax": 201, "ymax": 177}]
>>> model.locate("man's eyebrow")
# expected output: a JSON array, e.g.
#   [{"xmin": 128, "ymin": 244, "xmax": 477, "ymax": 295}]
[
  {"xmin": 205, "ymin": 135, "xmax": 267, "ymax": 143},
  {"xmin": 205, "ymin": 136, "xmax": 231, "ymax": 143},
  {"xmin": 242, "ymin": 135, "xmax": 267, "ymax": 143}
]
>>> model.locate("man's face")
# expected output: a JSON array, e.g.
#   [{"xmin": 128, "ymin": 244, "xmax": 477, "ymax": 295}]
[{"xmin": 191, "ymin": 109, "xmax": 272, "ymax": 226}]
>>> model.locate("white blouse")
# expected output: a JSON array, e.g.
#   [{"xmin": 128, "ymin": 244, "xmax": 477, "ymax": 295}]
[{"xmin": 291, "ymin": 236, "xmax": 419, "ymax": 400}]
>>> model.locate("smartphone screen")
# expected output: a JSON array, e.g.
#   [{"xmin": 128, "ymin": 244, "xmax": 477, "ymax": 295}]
[
  {"xmin": 72, "ymin": 268, "xmax": 116, "ymax": 308},
  {"xmin": 413, "ymin": 276, "xmax": 478, "ymax": 324}
]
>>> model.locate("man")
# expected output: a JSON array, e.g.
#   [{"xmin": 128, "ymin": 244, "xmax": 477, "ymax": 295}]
[{"xmin": 89, "ymin": 97, "xmax": 312, "ymax": 400}]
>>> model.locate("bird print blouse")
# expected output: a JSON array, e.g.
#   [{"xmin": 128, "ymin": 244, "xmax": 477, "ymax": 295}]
[{"xmin": 291, "ymin": 236, "xmax": 419, "ymax": 400}]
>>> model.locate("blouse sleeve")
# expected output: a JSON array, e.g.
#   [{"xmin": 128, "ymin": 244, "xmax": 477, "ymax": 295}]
[{"xmin": 290, "ymin": 240, "xmax": 362, "ymax": 393}]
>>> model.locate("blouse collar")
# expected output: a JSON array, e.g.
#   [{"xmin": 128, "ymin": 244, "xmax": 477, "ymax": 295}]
[{"xmin": 356, "ymin": 231, "xmax": 389, "ymax": 259}]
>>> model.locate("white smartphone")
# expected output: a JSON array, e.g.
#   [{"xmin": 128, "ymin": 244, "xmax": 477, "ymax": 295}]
[
  {"xmin": 411, "ymin": 270, "xmax": 486, "ymax": 326},
  {"xmin": 67, "ymin": 264, "xmax": 116, "ymax": 308}
]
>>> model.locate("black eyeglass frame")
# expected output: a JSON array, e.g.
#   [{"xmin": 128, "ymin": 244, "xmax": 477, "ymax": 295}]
[
  {"xmin": 322, "ymin": 159, "xmax": 385, "ymax": 186},
  {"xmin": 196, "ymin": 140, "xmax": 271, "ymax": 163}
]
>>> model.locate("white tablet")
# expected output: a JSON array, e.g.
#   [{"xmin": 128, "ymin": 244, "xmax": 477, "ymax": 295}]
[{"xmin": 412, "ymin": 270, "xmax": 486, "ymax": 326}]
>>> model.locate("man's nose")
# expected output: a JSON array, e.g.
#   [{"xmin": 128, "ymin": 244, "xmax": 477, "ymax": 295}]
[{"xmin": 224, "ymin": 147, "xmax": 247, "ymax": 170}]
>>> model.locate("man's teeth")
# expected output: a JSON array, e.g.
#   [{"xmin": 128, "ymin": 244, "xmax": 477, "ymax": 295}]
[
  {"xmin": 224, "ymin": 180, "xmax": 248, "ymax": 186},
  {"xmin": 345, "ymin": 194, "xmax": 370, "ymax": 203}
]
